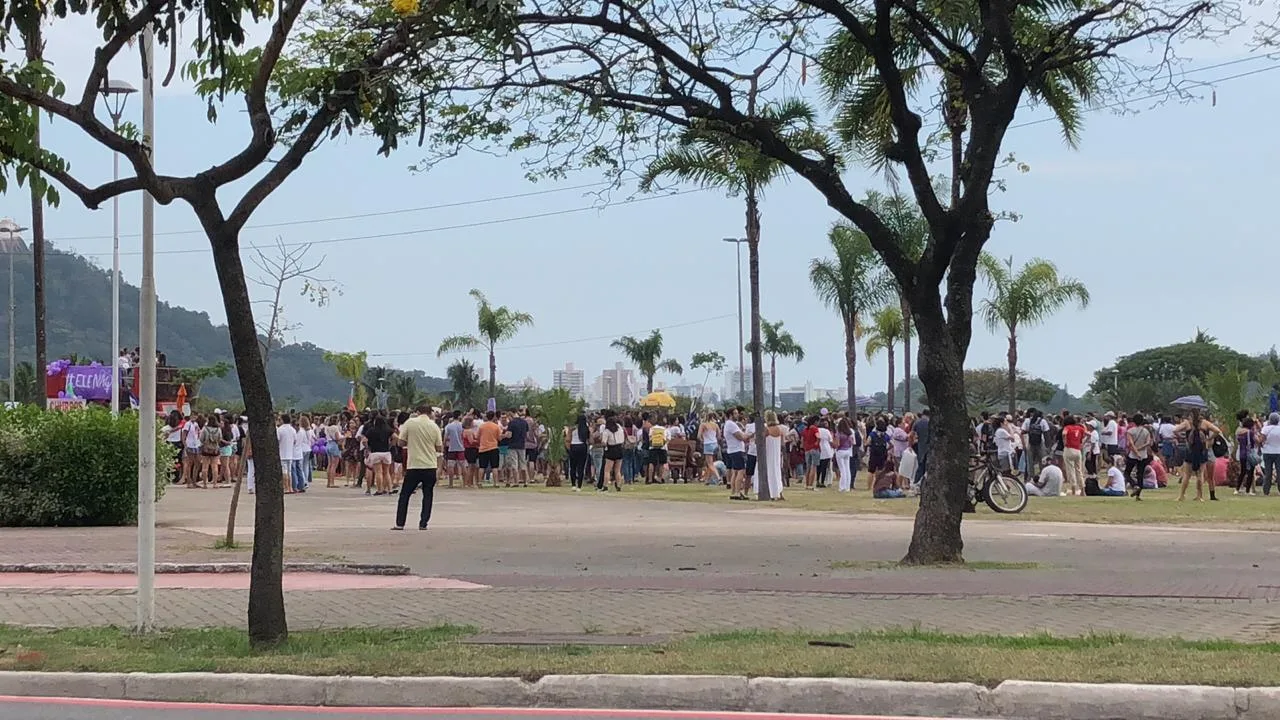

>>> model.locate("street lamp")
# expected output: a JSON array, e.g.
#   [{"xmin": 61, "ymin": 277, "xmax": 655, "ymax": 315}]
[
  {"xmin": 722, "ymin": 237, "xmax": 747, "ymax": 400},
  {"xmin": 100, "ymin": 79, "xmax": 136, "ymax": 417},
  {"xmin": 0, "ymin": 219, "xmax": 27, "ymax": 404}
]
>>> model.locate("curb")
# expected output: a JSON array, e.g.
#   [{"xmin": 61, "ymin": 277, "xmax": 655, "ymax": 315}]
[
  {"xmin": 0, "ymin": 672, "xmax": 1272, "ymax": 718},
  {"xmin": 0, "ymin": 563, "xmax": 410, "ymax": 576}
]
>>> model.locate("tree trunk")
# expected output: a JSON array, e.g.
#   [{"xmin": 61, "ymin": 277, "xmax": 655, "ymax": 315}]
[
  {"xmin": 23, "ymin": 29, "xmax": 46, "ymax": 382},
  {"xmin": 647, "ymin": 373, "xmax": 654, "ymax": 394},
  {"xmin": 746, "ymin": 184, "xmax": 768, "ymax": 500},
  {"xmin": 902, "ymin": 314, "xmax": 968, "ymax": 565},
  {"xmin": 1006, "ymin": 329, "xmax": 1018, "ymax": 415},
  {"xmin": 887, "ymin": 346, "xmax": 896, "ymax": 413},
  {"xmin": 770, "ymin": 354, "xmax": 776, "ymax": 410},
  {"xmin": 207, "ymin": 225, "xmax": 287, "ymax": 648},
  {"xmin": 844, "ymin": 315, "xmax": 858, "ymax": 415},
  {"xmin": 488, "ymin": 350, "xmax": 497, "ymax": 398},
  {"xmin": 901, "ymin": 295, "xmax": 912, "ymax": 412}
]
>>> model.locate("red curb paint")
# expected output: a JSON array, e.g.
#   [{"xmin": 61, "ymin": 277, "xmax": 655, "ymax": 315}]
[
  {"xmin": 0, "ymin": 696, "xmax": 960, "ymax": 719},
  {"xmin": 0, "ymin": 573, "xmax": 486, "ymax": 591}
]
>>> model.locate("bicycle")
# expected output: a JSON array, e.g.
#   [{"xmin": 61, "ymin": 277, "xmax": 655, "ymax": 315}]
[{"xmin": 966, "ymin": 452, "xmax": 1029, "ymax": 514}]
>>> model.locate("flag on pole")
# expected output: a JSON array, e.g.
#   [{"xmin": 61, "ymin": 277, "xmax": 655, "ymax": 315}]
[{"xmin": 346, "ymin": 381, "xmax": 357, "ymax": 412}]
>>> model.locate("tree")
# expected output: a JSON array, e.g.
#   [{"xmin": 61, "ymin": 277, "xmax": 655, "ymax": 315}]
[
  {"xmin": 401, "ymin": 0, "xmax": 1213, "ymax": 560},
  {"xmin": 0, "ymin": 361, "xmax": 41, "ymax": 405},
  {"xmin": 862, "ymin": 191, "xmax": 928, "ymax": 412},
  {"xmin": 249, "ymin": 238, "xmax": 338, "ymax": 370},
  {"xmin": 748, "ymin": 319, "xmax": 804, "ymax": 409},
  {"xmin": 961, "ymin": 368, "xmax": 1059, "ymax": 413},
  {"xmin": 640, "ymin": 101, "xmax": 832, "ymax": 500},
  {"xmin": 387, "ymin": 373, "xmax": 421, "ymax": 410},
  {"xmin": 437, "ymin": 290, "xmax": 533, "ymax": 397},
  {"xmin": 1090, "ymin": 341, "xmax": 1264, "ymax": 398},
  {"xmin": 810, "ymin": 225, "xmax": 890, "ymax": 413},
  {"xmin": 0, "ymin": 0, "xmax": 516, "ymax": 647},
  {"xmin": 612, "ymin": 329, "xmax": 683, "ymax": 395},
  {"xmin": 534, "ymin": 387, "xmax": 580, "ymax": 486},
  {"xmin": 689, "ymin": 351, "xmax": 725, "ymax": 412},
  {"xmin": 863, "ymin": 305, "xmax": 911, "ymax": 412},
  {"xmin": 446, "ymin": 359, "xmax": 482, "ymax": 410},
  {"xmin": 323, "ymin": 351, "xmax": 368, "ymax": 409},
  {"xmin": 978, "ymin": 254, "xmax": 1089, "ymax": 414}
]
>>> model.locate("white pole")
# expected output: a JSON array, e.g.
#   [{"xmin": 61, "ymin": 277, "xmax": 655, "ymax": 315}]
[
  {"xmin": 136, "ymin": 24, "xmax": 157, "ymax": 634},
  {"xmin": 7, "ymin": 250, "xmax": 13, "ymax": 404},
  {"xmin": 111, "ymin": 145, "xmax": 120, "ymax": 417}
]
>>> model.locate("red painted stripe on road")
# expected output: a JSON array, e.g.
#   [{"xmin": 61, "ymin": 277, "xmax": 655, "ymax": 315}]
[{"xmin": 0, "ymin": 696, "xmax": 958, "ymax": 719}]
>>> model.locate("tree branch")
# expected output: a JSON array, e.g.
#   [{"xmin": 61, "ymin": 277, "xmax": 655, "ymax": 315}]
[{"xmin": 79, "ymin": 0, "xmax": 170, "ymax": 113}]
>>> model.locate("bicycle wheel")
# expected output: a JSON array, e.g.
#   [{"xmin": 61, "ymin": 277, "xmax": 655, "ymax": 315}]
[{"xmin": 983, "ymin": 474, "xmax": 1028, "ymax": 513}]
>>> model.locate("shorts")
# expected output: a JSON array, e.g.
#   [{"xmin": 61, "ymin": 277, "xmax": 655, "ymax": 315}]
[
  {"xmin": 604, "ymin": 444, "xmax": 624, "ymax": 461},
  {"xmin": 504, "ymin": 449, "xmax": 528, "ymax": 470},
  {"xmin": 478, "ymin": 449, "xmax": 500, "ymax": 470},
  {"xmin": 805, "ymin": 450, "xmax": 821, "ymax": 471},
  {"xmin": 498, "ymin": 446, "xmax": 509, "ymax": 459},
  {"xmin": 867, "ymin": 451, "xmax": 887, "ymax": 474},
  {"xmin": 649, "ymin": 448, "xmax": 668, "ymax": 466},
  {"xmin": 219, "ymin": 445, "xmax": 233, "ymax": 457},
  {"xmin": 185, "ymin": 446, "xmax": 200, "ymax": 456},
  {"xmin": 446, "ymin": 450, "xmax": 466, "ymax": 464},
  {"xmin": 326, "ymin": 441, "xmax": 342, "ymax": 458},
  {"xmin": 465, "ymin": 447, "xmax": 479, "ymax": 466},
  {"xmin": 703, "ymin": 442, "xmax": 719, "ymax": 456},
  {"xmin": 368, "ymin": 451, "xmax": 393, "ymax": 466},
  {"xmin": 526, "ymin": 448, "xmax": 539, "ymax": 463},
  {"xmin": 745, "ymin": 453, "xmax": 757, "ymax": 478},
  {"xmin": 725, "ymin": 451, "xmax": 746, "ymax": 471},
  {"xmin": 1186, "ymin": 448, "xmax": 1209, "ymax": 472}
]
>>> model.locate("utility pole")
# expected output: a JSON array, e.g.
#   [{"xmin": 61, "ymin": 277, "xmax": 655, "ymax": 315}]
[
  {"xmin": 136, "ymin": 25, "xmax": 157, "ymax": 634},
  {"xmin": 722, "ymin": 237, "xmax": 746, "ymax": 401}
]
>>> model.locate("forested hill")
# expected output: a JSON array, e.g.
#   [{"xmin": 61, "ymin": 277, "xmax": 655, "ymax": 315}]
[{"xmin": 1, "ymin": 247, "xmax": 445, "ymax": 407}]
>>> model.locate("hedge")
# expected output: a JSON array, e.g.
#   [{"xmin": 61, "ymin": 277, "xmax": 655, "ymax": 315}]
[{"xmin": 0, "ymin": 406, "xmax": 174, "ymax": 527}]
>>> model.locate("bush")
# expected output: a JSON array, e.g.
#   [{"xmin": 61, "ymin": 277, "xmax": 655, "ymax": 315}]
[{"xmin": 0, "ymin": 406, "xmax": 173, "ymax": 527}]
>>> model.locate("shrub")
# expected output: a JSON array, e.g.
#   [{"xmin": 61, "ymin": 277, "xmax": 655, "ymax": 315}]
[{"xmin": 0, "ymin": 406, "xmax": 173, "ymax": 527}]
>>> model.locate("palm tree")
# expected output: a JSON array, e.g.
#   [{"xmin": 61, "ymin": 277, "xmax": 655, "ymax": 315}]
[
  {"xmin": 612, "ymin": 329, "xmax": 684, "ymax": 395},
  {"xmin": 387, "ymin": 373, "xmax": 421, "ymax": 410},
  {"xmin": 445, "ymin": 359, "xmax": 481, "ymax": 410},
  {"xmin": 437, "ymin": 289, "xmax": 533, "ymax": 397},
  {"xmin": 641, "ymin": 100, "xmax": 834, "ymax": 499},
  {"xmin": 861, "ymin": 190, "xmax": 928, "ymax": 411},
  {"xmin": 810, "ymin": 224, "xmax": 891, "ymax": 413},
  {"xmin": 361, "ymin": 365, "xmax": 393, "ymax": 409},
  {"xmin": 862, "ymin": 305, "xmax": 912, "ymax": 412},
  {"xmin": 748, "ymin": 319, "xmax": 804, "ymax": 409},
  {"xmin": 689, "ymin": 350, "xmax": 725, "ymax": 412},
  {"xmin": 978, "ymin": 254, "xmax": 1090, "ymax": 414},
  {"xmin": 322, "ymin": 351, "xmax": 368, "ymax": 408}
]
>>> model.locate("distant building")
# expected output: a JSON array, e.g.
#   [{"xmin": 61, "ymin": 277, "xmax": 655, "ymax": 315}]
[
  {"xmin": 723, "ymin": 366, "xmax": 772, "ymax": 404},
  {"xmin": 503, "ymin": 376, "xmax": 541, "ymax": 394},
  {"xmin": 552, "ymin": 362, "xmax": 585, "ymax": 399},
  {"xmin": 596, "ymin": 362, "xmax": 636, "ymax": 407}
]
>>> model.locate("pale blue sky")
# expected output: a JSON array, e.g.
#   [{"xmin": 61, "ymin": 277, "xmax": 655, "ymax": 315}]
[{"xmin": 9, "ymin": 16, "xmax": 1280, "ymax": 399}]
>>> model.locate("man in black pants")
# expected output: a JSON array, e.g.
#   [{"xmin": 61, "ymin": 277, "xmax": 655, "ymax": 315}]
[{"xmin": 394, "ymin": 404, "xmax": 443, "ymax": 531}]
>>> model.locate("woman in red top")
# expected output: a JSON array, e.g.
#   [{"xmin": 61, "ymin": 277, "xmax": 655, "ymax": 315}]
[{"xmin": 1060, "ymin": 416, "xmax": 1087, "ymax": 496}]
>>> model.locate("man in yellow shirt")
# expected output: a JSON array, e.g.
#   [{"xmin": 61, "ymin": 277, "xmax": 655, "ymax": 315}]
[{"xmin": 394, "ymin": 404, "xmax": 443, "ymax": 531}]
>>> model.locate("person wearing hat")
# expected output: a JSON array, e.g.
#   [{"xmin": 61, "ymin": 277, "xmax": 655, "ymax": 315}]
[{"xmin": 1099, "ymin": 412, "xmax": 1120, "ymax": 464}]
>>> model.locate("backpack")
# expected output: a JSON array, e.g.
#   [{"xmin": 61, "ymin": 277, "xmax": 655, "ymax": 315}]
[
  {"xmin": 199, "ymin": 426, "xmax": 221, "ymax": 456},
  {"xmin": 649, "ymin": 425, "xmax": 666, "ymax": 448},
  {"xmin": 1212, "ymin": 433, "xmax": 1229, "ymax": 459},
  {"xmin": 1028, "ymin": 419, "xmax": 1044, "ymax": 448},
  {"xmin": 869, "ymin": 430, "xmax": 888, "ymax": 456}
]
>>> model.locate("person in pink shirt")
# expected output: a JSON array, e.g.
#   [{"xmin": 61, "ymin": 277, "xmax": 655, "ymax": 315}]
[{"xmin": 889, "ymin": 414, "xmax": 912, "ymax": 459}]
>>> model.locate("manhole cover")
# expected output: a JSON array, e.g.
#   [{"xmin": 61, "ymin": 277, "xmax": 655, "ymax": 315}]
[{"xmin": 464, "ymin": 633, "xmax": 669, "ymax": 647}]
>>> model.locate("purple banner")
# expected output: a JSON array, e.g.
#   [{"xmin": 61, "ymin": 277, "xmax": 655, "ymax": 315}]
[{"xmin": 64, "ymin": 365, "xmax": 117, "ymax": 401}]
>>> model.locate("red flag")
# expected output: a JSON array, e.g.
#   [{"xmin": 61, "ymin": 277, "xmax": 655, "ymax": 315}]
[{"xmin": 346, "ymin": 383, "xmax": 357, "ymax": 412}]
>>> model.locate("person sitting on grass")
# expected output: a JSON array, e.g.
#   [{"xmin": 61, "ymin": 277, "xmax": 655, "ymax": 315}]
[
  {"xmin": 1026, "ymin": 456, "xmax": 1063, "ymax": 497},
  {"xmin": 872, "ymin": 456, "xmax": 906, "ymax": 499},
  {"xmin": 1102, "ymin": 456, "xmax": 1129, "ymax": 497}
]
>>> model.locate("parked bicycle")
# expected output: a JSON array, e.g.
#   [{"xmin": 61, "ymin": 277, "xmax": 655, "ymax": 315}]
[{"xmin": 966, "ymin": 452, "xmax": 1028, "ymax": 513}]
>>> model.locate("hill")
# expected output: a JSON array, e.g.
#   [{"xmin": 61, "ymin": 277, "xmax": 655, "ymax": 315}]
[{"xmin": 0, "ymin": 246, "xmax": 447, "ymax": 407}]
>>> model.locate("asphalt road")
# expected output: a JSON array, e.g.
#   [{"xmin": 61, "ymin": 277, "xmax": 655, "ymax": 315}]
[{"xmin": 0, "ymin": 697, "xmax": 965, "ymax": 720}]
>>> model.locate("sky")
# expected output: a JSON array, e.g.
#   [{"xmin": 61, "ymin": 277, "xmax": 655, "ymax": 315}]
[{"xmin": 4, "ymin": 12, "xmax": 1279, "ymax": 400}]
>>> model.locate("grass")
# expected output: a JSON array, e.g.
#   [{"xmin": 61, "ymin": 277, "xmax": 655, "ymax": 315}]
[
  {"xmin": 545, "ymin": 482, "xmax": 1280, "ymax": 529},
  {"xmin": 3, "ymin": 625, "xmax": 1280, "ymax": 686},
  {"xmin": 828, "ymin": 560, "xmax": 1043, "ymax": 571}
]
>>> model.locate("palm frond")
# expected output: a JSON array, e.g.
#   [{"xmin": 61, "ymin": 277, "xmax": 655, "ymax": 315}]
[{"xmin": 437, "ymin": 334, "xmax": 482, "ymax": 356}]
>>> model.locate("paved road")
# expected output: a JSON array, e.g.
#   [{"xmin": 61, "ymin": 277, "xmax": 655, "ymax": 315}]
[{"xmin": 0, "ymin": 697, "xmax": 966, "ymax": 720}]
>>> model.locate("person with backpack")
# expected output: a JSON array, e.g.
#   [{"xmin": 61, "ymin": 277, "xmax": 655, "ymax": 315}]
[
  {"xmin": 1175, "ymin": 408, "xmax": 1222, "ymax": 502},
  {"xmin": 197, "ymin": 415, "xmax": 222, "ymax": 489},
  {"xmin": 646, "ymin": 416, "xmax": 668, "ymax": 484},
  {"xmin": 867, "ymin": 417, "xmax": 890, "ymax": 476},
  {"xmin": 1022, "ymin": 408, "xmax": 1050, "ymax": 477}
]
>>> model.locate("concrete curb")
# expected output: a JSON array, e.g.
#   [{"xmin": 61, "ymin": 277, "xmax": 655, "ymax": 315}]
[
  {"xmin": 0, "ymin": 562, "xmax": 410, "ymax": 576},
  {"xmin": 0, "ymin": 672, "xmax": 1276, "ymax": 718}
]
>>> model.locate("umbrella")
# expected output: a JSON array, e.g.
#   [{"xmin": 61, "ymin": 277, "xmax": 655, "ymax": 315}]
[
  {"xmin": 1172, "ymin": 395, "xmax": 1208, "ymax": 410},
  {"xmin": 640, "ymin": 390, "xmax": 677, "ymax": 408}
]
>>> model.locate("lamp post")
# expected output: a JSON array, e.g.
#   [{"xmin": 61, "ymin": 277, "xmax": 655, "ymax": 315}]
[
  {"xmin": 100, "ymin": 79, "xmax": 136, "ymax": 417},
  {"xmin": 722, "ymin": 237, "xmax": 747, "ymax": 401},
  {"xmin": 0, "ymin": 219, "xmax": 27, "ymax": 403},
  {"xmin": 136, "ymin": 28, "xmax": 157, "ymax": 634}
]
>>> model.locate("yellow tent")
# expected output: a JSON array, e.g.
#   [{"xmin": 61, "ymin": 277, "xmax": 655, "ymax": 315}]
[{"xmin": 640, "ymin": 390, "xmax": 677, "ymax": 408}]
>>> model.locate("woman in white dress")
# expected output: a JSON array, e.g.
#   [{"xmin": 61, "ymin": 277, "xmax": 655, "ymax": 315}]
[{"xmin": 758, "ymin": 410, "xmax": 786, "ymax": 500}]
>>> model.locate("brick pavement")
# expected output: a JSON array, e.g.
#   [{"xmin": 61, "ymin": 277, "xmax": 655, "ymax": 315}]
[{"xmin": 1, "ymin": 587, "xmax": 1274, "ymax": 641}]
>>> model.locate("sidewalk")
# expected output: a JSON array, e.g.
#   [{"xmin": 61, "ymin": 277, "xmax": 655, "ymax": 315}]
[{"xmin": 2, "ymin": 586, "xmax": 1274, "ymax": 641}]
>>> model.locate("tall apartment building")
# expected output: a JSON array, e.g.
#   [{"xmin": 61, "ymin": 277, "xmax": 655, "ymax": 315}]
[
  {"xmin": 723, "ymin": 366, "xmax": 773, "ymax": 404},
  {"xmin": 597, "ymin": 362, "xmax": 637, "ymax": 407},
  {"xmin": 552, "ymin": 362, "xmax": 585, "ymax": 399}
]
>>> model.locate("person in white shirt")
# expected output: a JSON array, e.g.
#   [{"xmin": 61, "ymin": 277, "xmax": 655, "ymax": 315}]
[
  {"xmin": 744, "ymin": 416, "xmax": 759, "ymax": 490},
  {"xmin": 277, "ymin": 415, "xmax": 301, "ymax": 494},
  {"xmin": 817, "ymin": 420, "xmax": 835, "ymax": 488},
  {"xmin": 181, "ymin": 415, "xmax": 202, "ymax": 487},
  {"xmin": 1102, "ymin": 456, "xmax": 1127, "ymax": 496},
  {"xmin": 1100, "ymin": 412, "xmax": 1120, "ymax": 461},
  {"xmin": 722, "ymin": 407, "xmax": 749, "ymax": 500},
  {"xmin": 993, "ymin": 415, "xmax": 1014, "ymax": 472},
  {"xmin": 1026, "ymin": 457, "xmax": 1063, "ymax": 497},
  {"xmin": 1259, "ymin": 413, "xmax": 1280, "ymax": 495},
  {"xmin": 1021, "ymin": 410, "xmax": 1051, "ymax": 476}
]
